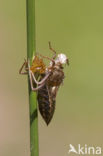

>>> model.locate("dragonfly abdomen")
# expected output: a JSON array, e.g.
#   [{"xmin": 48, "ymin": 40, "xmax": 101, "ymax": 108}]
[{"xmin": 37, "ymin": 84, "xmax": 55, "ymax": 125}]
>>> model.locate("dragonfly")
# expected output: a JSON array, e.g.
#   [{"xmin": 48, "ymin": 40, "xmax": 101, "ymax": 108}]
[{"xmin": 19, "ymin": 42, "xmax": 69, "ymax": 125}]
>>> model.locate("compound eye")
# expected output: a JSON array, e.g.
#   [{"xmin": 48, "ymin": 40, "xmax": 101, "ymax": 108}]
[{"xmin": 61, "ymin": 66, "xmax": 64, "ymax": 69}]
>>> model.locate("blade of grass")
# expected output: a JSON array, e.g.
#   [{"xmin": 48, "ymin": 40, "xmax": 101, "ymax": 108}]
[{"xmin": 26, "ymin": 0, "xmax": 39, "ymax": 156}]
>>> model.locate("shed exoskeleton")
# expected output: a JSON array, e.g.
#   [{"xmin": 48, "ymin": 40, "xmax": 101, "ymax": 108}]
[{"xmin": 19, "ymin": 42, "xmax": 69, "ymax": 125}]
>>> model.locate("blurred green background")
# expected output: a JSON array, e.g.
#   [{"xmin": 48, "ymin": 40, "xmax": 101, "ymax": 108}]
[{"xmin": 0, "ymin": 0, "xmax": 103, "ymax": 156}]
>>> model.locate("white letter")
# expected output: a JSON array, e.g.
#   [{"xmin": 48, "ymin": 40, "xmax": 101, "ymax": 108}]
[
  {"xmin": 78, "ymin": 144, "xmax": 84, "ymax": 154},
  {"xmin": 84, "ymin": 144, "xmax": 87, "ymax": 154},
  {"xmin": 88, "ymin": 147, "xmax": 95, "ymax": 154},
  {"xmin": 96, "ymin": 147, "xmax": 101, "ymax": 155}
]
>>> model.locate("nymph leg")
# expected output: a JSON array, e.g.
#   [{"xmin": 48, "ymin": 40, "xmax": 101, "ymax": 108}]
[
  {"xmin": 28, "ymin": 61, "xmax": 45, "ymax": 91},
  {"xmin": 37, "ymin": 53, "xmax": 55, "ymax": 63},
  {"xmin": 19, "ymin": 59, "xmax": 28, "ymax": 75},
  {"xmin": 31, "ymin": 70, "xmax": 50, "ymax": 85},
  {"xmin": 48, "ymin": 41, "xmax": 56, "ymax": 59}
]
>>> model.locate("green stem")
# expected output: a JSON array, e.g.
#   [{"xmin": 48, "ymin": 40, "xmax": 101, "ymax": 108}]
[{"xmin": 26, "ymin": 0, "xmax": 39, "ymax": 156}]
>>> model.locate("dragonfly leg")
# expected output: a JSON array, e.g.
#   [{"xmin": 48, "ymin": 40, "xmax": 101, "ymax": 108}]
[
  {"xmin": 28, "ymin": 61, "xmax": 45, "ymax": 91},
  {"xmin": 37, "ymin": 53, "xmax": 55, "ymax": 63},
  {"xmin": 19, "ymin": 59, "xmax": 28, "ymax": 75},
  {"xmin": 31, "ymin": 70, "xmax": 50, "ymax": 85},
  {"xmin": 48, "ymin": 41, "xmax": 57, "ymax": 59}
]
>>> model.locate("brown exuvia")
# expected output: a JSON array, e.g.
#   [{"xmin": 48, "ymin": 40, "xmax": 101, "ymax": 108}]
[{"xmin": 19, "ymin": 42, "xmax": 69, "ymax": 125}]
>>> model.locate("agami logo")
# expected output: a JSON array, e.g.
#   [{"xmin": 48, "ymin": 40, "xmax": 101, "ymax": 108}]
[{"xmin": 68, "ymin": 144, "xmax": 102, "ymax": 155}]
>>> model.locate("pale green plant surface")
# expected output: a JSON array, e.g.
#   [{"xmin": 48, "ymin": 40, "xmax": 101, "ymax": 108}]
[{"xmin": 26, "ymin": 0, "xmax": 39, "ymax": 156}]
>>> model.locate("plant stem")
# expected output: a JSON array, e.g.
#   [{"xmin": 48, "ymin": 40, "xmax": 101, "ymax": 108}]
[{"xmin": 26, "ymin": 0, "xmax": 39, "ymax": 156}]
